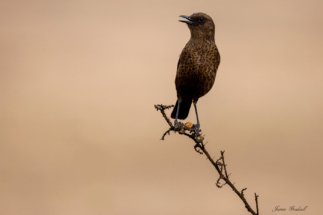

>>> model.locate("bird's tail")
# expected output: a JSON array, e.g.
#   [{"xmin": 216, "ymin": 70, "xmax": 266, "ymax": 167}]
[{"xmin": 171, "ymin": 99, "xmax": 192, "ymax": 120}]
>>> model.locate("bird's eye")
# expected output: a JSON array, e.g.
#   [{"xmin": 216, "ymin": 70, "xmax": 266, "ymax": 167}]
[{"xmin": 198, "ymin": 17, "xmax": 204, "ymax": 22}]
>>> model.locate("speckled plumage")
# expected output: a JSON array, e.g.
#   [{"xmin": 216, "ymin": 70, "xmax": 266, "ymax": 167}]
[{"xmin": 171, "ymin": 12, "xmax": 220, "ymax": 120}]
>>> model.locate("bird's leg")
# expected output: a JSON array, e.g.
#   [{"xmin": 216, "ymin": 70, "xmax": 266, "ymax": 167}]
[
  {"xmin": 174, "ymin": 100, "xmax": 181, "ymax": 130},
  {"xmin": 193, "ymin": 102, "xmax": 200, "ymax": 136}
]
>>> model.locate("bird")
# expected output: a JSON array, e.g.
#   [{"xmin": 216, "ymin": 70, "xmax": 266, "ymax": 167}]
[{"xmin": 171, "ymin": 12, "xmax": 221, "ymax": 136}]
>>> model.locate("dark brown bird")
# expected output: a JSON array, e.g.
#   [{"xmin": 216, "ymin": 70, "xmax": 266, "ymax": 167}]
[{"xmin": 171, "ymin": 12, "xmax": 220, "ymax": 135}]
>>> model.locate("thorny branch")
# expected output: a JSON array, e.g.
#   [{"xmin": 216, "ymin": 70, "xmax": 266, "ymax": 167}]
[{"xmin": 154, "ymin": 104, "xmax": 260, "ymax": 215}]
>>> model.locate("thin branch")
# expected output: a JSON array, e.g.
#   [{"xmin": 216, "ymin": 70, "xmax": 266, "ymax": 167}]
[
  {"xmin": 255, "ymin": 193, "xmax": 259, "ymax": 215},
  {"xmin": 221, "ymin": 151, "xmax": 229, "ymax": 178},
  {"xmin": 201, "ymin": 148, "xmax": 258, "ymax": 215},
  {"xmin": 154, "ymin": 104, "xmax": 174, "ymax": 127},
  {"xmin": 155, "ymin": 104, "xmax": 260, "ymax": 215},
  {"xmin": 161, "ymin": 127, "xmax": 173, "ymax": 140}
]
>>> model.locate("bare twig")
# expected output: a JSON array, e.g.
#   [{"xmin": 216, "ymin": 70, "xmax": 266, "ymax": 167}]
[
  {"xmin": 255, "ymin": 193, "xmax": 259, "ymax": 215},
  {"xmin": 154, "ymin": 104, "xmax": 174, "ymax": 127},
  {"xmin": 155, "ymin": 104, "xmax": 260, "ymax": 215},
  {"xmin": 161, "ymin": 128, "xmax": 173, "ymax": 140},
  {"xmin": 241, "ymin": 188, "xmax": 247, "ymax": 196},
  {"xmin": 221, "ymin": 151, "xmax": 229, "ymax": 178}
]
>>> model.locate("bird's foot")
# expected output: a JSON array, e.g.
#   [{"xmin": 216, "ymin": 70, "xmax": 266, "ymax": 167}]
[
  {"xmin": 193, "ymin": 123, "xmax": 201, "ymax": 136},
  {"xmin": 174, "ymin": 120, "xmax": 181, "ymax": 131}
]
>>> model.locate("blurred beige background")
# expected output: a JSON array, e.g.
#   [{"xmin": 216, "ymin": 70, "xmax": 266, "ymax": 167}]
[{"xmin": 1, "ymin": 0, "xmax": 323, "ymax": 214}]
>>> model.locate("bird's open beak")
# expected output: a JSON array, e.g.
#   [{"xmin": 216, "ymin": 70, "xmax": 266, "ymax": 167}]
[{"xmin": 179, "ymin": 15, "xmax": 194, "ymax": 24}]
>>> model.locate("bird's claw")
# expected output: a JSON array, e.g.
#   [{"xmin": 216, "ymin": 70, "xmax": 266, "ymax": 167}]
[
  {"xmin": 174, "ymin": 120, "xmax": 181, "ymax": 131},
  {"xmin": 193, "ymin": 124, "xmax": 201, "ymax": 136}
]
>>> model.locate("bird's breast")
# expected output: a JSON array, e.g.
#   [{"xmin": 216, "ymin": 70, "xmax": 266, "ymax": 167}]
[{"xmin": 175, "ymin": 41, "xmax": 220, "ymax": 99}]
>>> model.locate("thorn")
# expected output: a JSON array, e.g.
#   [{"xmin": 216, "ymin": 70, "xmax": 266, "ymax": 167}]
[{"xmin": 241, "ymin": 188, "xmax": 247, "ymax": 195}]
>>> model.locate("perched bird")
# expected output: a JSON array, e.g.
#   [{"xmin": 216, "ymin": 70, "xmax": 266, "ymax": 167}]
[{"xmin": 171, "ymin": 12, "xmax": 221, "ymax": 135}]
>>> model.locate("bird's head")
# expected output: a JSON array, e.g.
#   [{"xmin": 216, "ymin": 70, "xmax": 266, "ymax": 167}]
[{"xmin": 179, "ymin": 12, "xmax": 215, "ymax": 41}]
